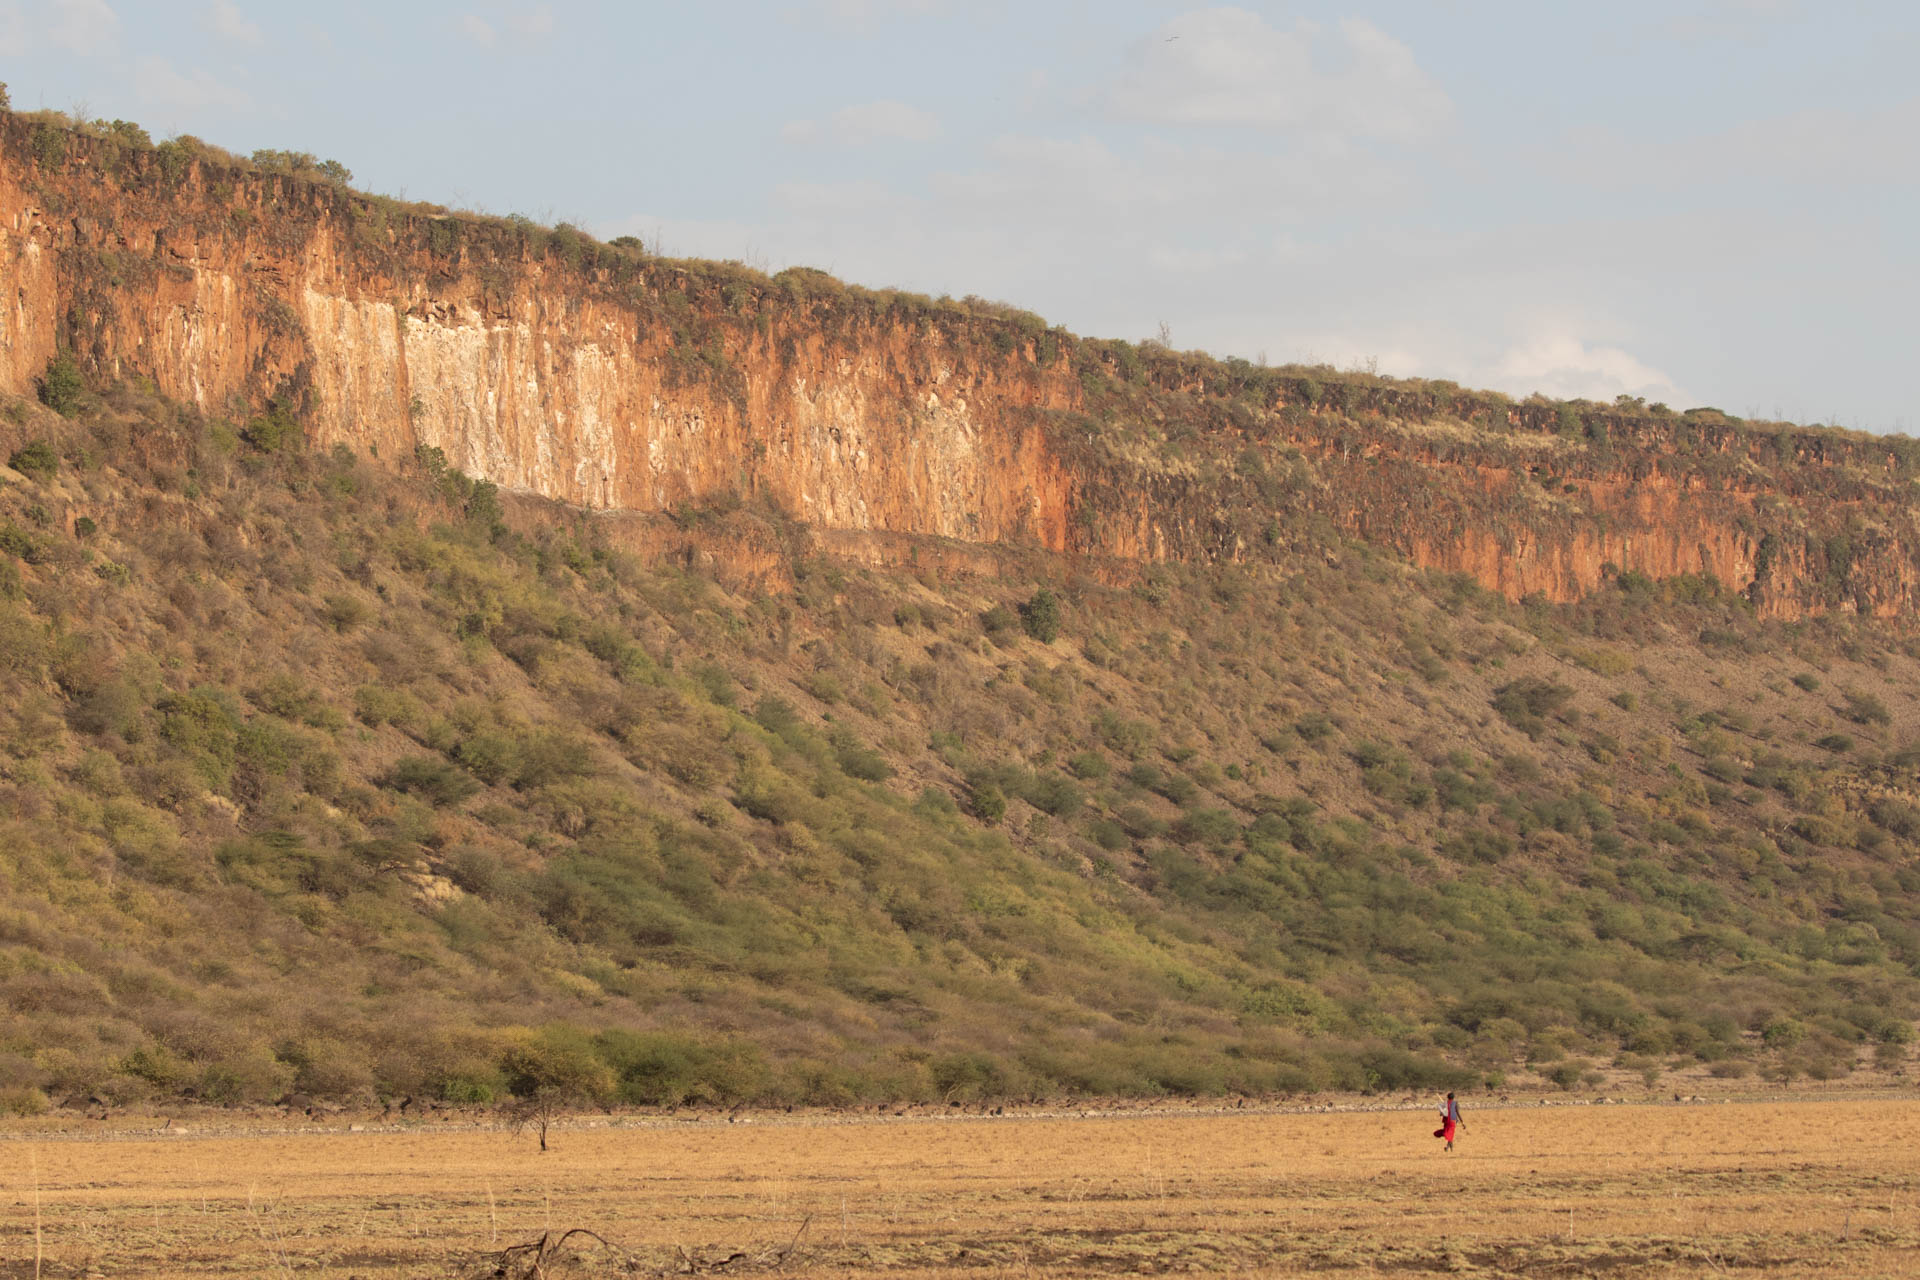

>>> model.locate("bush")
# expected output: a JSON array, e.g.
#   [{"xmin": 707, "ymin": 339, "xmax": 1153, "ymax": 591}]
[
  {"xmin": 1020, "ymin": 588, "xmax": 1062, "ymax": 642},
  {"xmin": 1023, "ymin": 772, "xmax": 1082, "ymax": 817},
  {"xmin": 595, "ymin": 1030, "xmax": 766, "ymax": 1106},
  {"xmin": 834, "ymin": 738, "xmax": 892, "ymax": 781},
  {"xmin": 1493, "ymin": 677, "xmax": 1573, "ymax": 736},
  {"xmin": 156, "ymin": 688, "xmax": 243, "ymax": 791},
  {"xmin": 968, "ymin": 782, "xmax": 1007, "ymax": 823},
  {"xmin": 1841, "ymin": 689, "xmax": 1891, "ymax": 727},
  {"xmin": 1067, "ymin": 751, "xmax": 1109, "ymax": 780},
  {"xmin": 242, "ymin": 401, "xmax": 302, "ymax": 452},
  {"xmin": 1761, "ymin": 1017, "xmax": 1808, "ymax": 1048},
  {"xmin": 1545, "ymin": 1060, "xmax": 1587, "ymax": 1090},
  {"xmin": 384, "ymin": 755, "xmax": 483, "ymax": 806},
  {"xmin": 1295, "ymin": 713, "xmax": 1334, "ymax": 742},
  {"xmin": 8, "ymin": 439, "xmax": 58, "ymax": 480},
  {"xmin": 30, "ymin": 122, "xmax": 65, "ymax": 169},
  {"xmin": 1869, "ymin": 798, "xmax": 1920, "ymax": 838}
]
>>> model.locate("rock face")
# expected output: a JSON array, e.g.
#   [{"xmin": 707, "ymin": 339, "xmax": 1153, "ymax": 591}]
[{"xmin": 3, "ymin": 117, "xmax": 1916, "ymax": 618}]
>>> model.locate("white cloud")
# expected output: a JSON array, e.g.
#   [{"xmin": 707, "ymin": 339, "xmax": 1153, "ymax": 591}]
[
  {"xmin": 781, "ymin": 101, "xmax": 939, "ymax": 146},
  {"xmin": 202, "ymin": 0, "xmax": 261, "ymax": 45},
  {"xmin": 461, "ymin": 7, "xmax": 549, "ymax": 48},
  {"xmin": 48, "ymin": 0, "xmax": 118, "ymax": 55},
  {"xmin": 931, "ymin": 132, "xmax": 1400, "ymax": 227},
  {"xmin": 783, "ymin": 101, "xmax": 940, "ymax": 146},
  {"xmin": 132, "ymin": 55, "xmax": 251, "ymax": 112},
  {"xmin": 1105, "ymin": 8, "xmax": 1452, "ymax": 143},
  {"xmin": 832, "ymin": 99, "xmax": 937, "ymax": 143},
  {"xmin": 508, "ymin": 3, "xmax": 553, "ymax": 37},
  {"xmin": 1489, "ymin": 333, "xmax": 1691, "ymax": 406}
]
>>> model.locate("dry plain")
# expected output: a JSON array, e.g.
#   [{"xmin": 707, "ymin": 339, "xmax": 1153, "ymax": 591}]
[{"xmin": 2, "ymin": 1097, "xmax": 1916, "ymax": 1279}]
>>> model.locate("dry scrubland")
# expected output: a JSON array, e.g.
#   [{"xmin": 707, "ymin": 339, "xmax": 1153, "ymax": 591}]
[
  {"xmin": 4, "ymin": 373, "xmax": 1920, "ymax": 1112},
  {"xmin": 2, "ymin": 1098, "xmax": 1916, "ymax": 1278}
]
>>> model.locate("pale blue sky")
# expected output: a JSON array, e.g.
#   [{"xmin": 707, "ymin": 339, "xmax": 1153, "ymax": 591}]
[{"xmin": 4, "ymin": 1, "xmax": 1915, "ymax": 430}]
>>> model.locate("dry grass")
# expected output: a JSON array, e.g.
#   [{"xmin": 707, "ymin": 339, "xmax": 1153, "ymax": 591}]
[{"xmin": 2, "ymin": 1098, "xmax": 1915, "ymax": 1277}]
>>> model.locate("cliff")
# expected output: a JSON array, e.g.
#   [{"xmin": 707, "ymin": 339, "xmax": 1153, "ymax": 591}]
[{"xmin": 4, "ymin": 114, "xmax": 1916, "ymax": 618}]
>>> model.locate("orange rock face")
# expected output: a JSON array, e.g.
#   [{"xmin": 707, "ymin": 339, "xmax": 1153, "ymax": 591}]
[{"xmin": 3, "ymin": 119, "xmax": 1915, "ymax": 620}]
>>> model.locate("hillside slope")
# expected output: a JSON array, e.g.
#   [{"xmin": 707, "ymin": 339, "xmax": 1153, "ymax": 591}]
[{"xmin": 2, "ymin": 374, "xmax": 1918, "ymax": 1111}]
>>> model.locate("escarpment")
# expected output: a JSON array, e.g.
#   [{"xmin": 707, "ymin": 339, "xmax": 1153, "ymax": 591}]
[{"xmin": 3, "ymin": 114, "xmax": 1916, "ymax": 619}]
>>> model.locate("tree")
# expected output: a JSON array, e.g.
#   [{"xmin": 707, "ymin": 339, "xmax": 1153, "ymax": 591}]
[{"xmin": 500, "ymin": 1030, "xmax": 614, "ymax": 1152}]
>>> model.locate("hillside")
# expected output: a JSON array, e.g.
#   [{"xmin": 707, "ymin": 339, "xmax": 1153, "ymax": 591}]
[{"xmin": 1, "ymin": 107, "xmax": 1919, "ymax": 1113}]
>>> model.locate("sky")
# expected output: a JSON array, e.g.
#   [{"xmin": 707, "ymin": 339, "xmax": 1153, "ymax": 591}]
[{"xmin": 2, "ymin": 0, "xmax": 1916, "ymax": 431}]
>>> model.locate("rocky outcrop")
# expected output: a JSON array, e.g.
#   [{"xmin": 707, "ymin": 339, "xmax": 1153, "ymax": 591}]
[{"xmin": 3, "ymin": 115, "xmax": 1916, "ymax": 618}]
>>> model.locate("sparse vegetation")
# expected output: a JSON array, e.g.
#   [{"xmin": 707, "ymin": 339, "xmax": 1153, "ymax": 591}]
[
  {"xmin": 0, "ymin": 373, "xmax": 1915, "ymax": 1109},
  {"xmin": 1, "ymin": 104, "xmax": 1918, "ymax": 1112}
]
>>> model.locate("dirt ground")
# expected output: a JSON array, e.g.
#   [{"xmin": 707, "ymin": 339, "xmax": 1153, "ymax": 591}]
[{"xmin": 2, "ymin": 1096, "xmax": 1916, "ymax": 1278}]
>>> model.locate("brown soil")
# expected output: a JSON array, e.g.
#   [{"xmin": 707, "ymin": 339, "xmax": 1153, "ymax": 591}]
[{"xmin": 3, "ymin": 1096, "xmax": 1915, "ymax": 1277}]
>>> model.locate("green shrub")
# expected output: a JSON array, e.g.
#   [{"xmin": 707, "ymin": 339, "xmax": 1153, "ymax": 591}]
[
  {"xmin": 834, "ymin": 738, "xmax": 892, "ymax": 781},
  {"xmin": 1869, "ymin": 798, "xmax": 1920, "ymax": 838},
  {"xmin": 8, "ymin": 439, "xmax": 58, "ymax": 479},
  {"xmin": 1067, "ymin": 751, "xmax": 1109, "ymax": 780},
  {"xmin": 30, "ymin": 122, "xmax": 65, "ymax": 168},
  {"xmin": 242, "ymin": 401, "xmax": 303, "ymax": 452},
  {"xmin": 456, "ymin": 732, "xmax": 524, "ymax": 785},
  {"xmin": 1545, "ymin": 1060, "xmax": 1587, "ymax": 1090},
  {"xmin": 1173, "ymin": 807, "xmax": 1238, "ymax": 846},
  {"xmin": 1493, "ymin": 677, "xmax": 1573, "ymax": 736},
  {"xmin": 1841, "ymin": 689, "xmax": 1891, "ymax": 726},
  {"xmin": 1020, "ymin": 588, "xmax": 1061, "ymax": 642},
  {"xmin": 595, "ymin": 1030, "xmax": 766, "ymax": 1106},
  {"xmin": 1761, "ymin": 1017, "xmax": 1808, "ymax": 1048},
  {"xmin": 384, "ymin": 755, "xmax": 484, "ymax": 806},
  {"xmin": 1093, "ymin": 710, "xmax": 1152, "ymax": 758},
  {"xmin": 1295, "ymin": 713, "xmax": 1334, "ymax": 742},
  {"xmin": 968, "ymin": 782, "xmax": 1007, "ymax": 823},
  {"xmin": 156, "ymin": 687, "xmax": 243, "ymax": 791},
  {"xmin": 1023, "ymin": 773, "xmax": 1082, "ymax": 817}
]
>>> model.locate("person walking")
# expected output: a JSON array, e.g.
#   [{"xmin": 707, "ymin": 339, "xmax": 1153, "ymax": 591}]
[{"xmin": 1433, "ymin": 1091, "xmax": 1464, "ymax": 1152}]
